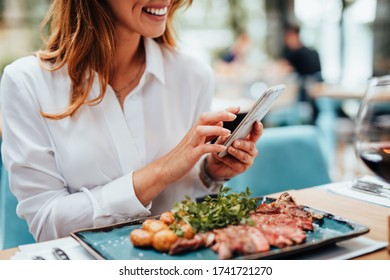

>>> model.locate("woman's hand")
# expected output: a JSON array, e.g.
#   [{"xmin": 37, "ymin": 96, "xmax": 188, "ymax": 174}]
[
  {"xmin": 133, "ymin": 108, "xmax": 238, "ymax": 205},
  {"xmin": 205, "ymin": 118, "xmax": 263, "ymax": 181}
]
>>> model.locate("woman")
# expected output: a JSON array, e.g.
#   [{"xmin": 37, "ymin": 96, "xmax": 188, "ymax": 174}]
[{"xmin": 0, "ymin": 0, "xmax": 262, "ymax": 242}]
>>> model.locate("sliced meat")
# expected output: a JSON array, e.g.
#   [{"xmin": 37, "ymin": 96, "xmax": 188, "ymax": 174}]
[
  {"xmin": 256, "ymin": 194, "xmax": 320, "ymax": 230},
  {"xmin": 251, "ymin": 213, "xmax": 313, "ymax": 231},
  {"xmin": 200, "ymin": 232, "xmax": 216, "ymax": 247},
  {"xmin": 282, "ymin": 205, "xmax": 323, "ymax": 225},
  {"xmin": 212, "ymin": 228, "xmax": 234, "ymax": 259},
  {"xmin": 169, "ymin": 234, "xmax": 205, "ymax": 255},
  {"xmin": 257, "ymin": 223, "xmax": 306, "ymax": 248},
  {"xmin": 247, "ymin": 225, "xmax": 270, "ymax": 252},
  {"xmin": 256, "ymin": 202, "xmax": 282, "ymax": 214},
  {"xmin": 276, "ymin": 192, "xmax": 297, "ymax": 207},
  {"xmin": 259, "ymin": 224, "xmax": 294, "ymax": 247},
  {"xmin": 251, "ymin": 213, "xmax": 308, "ymax": 247},
  {"xmin": 214, "ymin": 241, "xmax": 233, "ymax": 260},
  {"xmin": 212, "ymin": 225, "xmax": 270, "ymax": 259}
]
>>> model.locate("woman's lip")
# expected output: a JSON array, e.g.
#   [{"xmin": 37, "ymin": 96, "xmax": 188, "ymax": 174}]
[{"xmin": 143, "ymin": 0, "xmax": 171, "ymax": 9}]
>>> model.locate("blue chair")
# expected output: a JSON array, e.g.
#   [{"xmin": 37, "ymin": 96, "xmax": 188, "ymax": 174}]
[
  {"xmin": 227, "ymin": 125, "xmax": 331, "ymax": 197},
  {"xmin": 264, "ymin": 102, "xmax": 313, "ymax": 127},
  {"xmin": 0, "ymin": 164, "xmax": 35, "ymax": 249}
]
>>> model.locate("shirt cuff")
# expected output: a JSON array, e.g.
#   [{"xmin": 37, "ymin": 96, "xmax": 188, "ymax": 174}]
[
  {"xmin": 199, "ymin": 158, "xmax": 229, "ymax": 193},
  {"xmin": 82, "ymin": 172, "xmax": 151, "ymax": 226}
]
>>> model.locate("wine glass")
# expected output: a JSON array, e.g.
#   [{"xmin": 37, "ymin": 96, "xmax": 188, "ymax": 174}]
[{"xmin": 354, "ymin": 75, "xmax": 390, "ymax": 183}]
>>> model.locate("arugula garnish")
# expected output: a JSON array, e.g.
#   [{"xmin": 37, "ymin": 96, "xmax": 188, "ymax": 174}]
[{"xmin": 170, "ymin": 187, "xmax": 257, "ymax": 234}]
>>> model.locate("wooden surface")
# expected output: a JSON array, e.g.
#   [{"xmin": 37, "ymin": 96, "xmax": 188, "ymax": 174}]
[
  {"xmin": 0, "ymin": 187, "xmax": 389, "ymax": 260},
  {"xmin": 308, "ymin": 83, "xmax": 365, "ymax": 100},
  {"xmin": 388, "ymin": 216, "xmax": 390, "ymax": 254},
  {"xmin": 0, "ymin": 248, "xmax": 18, "ymax": 260}
]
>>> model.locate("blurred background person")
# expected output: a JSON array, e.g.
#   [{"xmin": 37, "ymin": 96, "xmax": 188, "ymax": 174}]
[
  {"xmin": 219, "ymin": 32, "xmax": 251, "ymax": 64},
  {"xmin": 281, "ymin": 24, "xmax": 323, "ymax": 124}
]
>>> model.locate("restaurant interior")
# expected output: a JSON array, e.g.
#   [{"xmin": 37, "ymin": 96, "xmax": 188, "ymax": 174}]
[{"xmin": 0, "ymin": 0, "xmax": 389, "ymax": 261}]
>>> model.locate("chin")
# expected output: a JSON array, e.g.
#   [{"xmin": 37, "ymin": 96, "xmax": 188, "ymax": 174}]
[{"xmin": 143, "ymin": 29, "xmax": 166, "ymax": 39}]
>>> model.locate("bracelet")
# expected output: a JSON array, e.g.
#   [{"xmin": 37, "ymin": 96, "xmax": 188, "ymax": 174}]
[{"xmin": 199, "ymin": 158, "xmax": 229, "ymax": 191}]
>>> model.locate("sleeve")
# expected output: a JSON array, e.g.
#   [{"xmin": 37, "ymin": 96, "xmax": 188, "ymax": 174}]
[{"xmin": 0, "ymin": 65, "xmax": 151, "ymax": 242}]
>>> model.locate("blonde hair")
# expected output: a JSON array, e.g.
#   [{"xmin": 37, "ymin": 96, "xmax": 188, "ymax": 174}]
[{"xmin": 38, "ymin": 0, "xmax": 192, "ymax": 120}]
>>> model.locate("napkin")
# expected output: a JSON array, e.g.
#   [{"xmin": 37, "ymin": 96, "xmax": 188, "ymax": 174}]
[
  {"xmin": 322, "ymin": 178, "xmax": 390, "ymax": 208},
  {"xmin": 11, "ymin": 237, "xmax": 95, "ymax": 260},
  {"xmin": 358, "ymin": 175, "xmax": 390, "ymax": 189}
]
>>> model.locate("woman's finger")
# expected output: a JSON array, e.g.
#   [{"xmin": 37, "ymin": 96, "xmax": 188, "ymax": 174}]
[
  {"xmin": 224, "ymin": 106, "xmax": 240, "ymax": 115},
  {"xmin": 232, "ymin": 140, "xmax": 258, "ymax": 157},
  {"xmin": 212, "ymin": 153, "xmax": 246, "ymax": 173},
  {"xmin": 204, "ymin": 121, "xmax": 225, "ymax": 143},
  {"xmin": 192, "ymin": 143, "xmax": 227, "ymax": 159},
  {"xmin": 213, "ymin": 134, "xmax": 230, "ymax": 145},
  {"xmin": 216, "ymin": 121, "xmax": 224, "ymax": 127},
  {"xmin": 227, "ymin": 146, "xmax": 254, "ymax": 165},
  {"xmin": 197, "ymin": 110, "xmax": 237, "ymax": 125},
  {"xmin": 246, "ymin": 121, "xmax": 263, "ymax": 142},
  {"xmin": 191, "ymin": 125, "xmax": 231, "ymax": 146}
]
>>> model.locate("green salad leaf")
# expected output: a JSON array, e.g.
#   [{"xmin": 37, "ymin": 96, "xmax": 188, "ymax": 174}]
[{"xmin": 171, "ymin": 187, "xmax": 257, "ymax": 234}]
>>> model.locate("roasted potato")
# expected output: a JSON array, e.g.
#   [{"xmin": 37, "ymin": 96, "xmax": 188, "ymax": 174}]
[
  {"xmin": 142, "ymin": 219, "xmax": 168, "ymax": 235},
  {"xmin": 130, "ymin": 229, "xmax": 153, "ymax": 247},
  {"xmin": 181, "ymin": 223, "xmax": 195, "ymax": 239},
  {"xmin": 159, "ymin": 211, "xmax": 175, "ymax": 226},
  {"xmin": 152, "ymin": 229, "xmax": 178, "ymax": 252},
  {"xmin": 141, "ymin": 219, "xmax": 154, "ymax": 231}
]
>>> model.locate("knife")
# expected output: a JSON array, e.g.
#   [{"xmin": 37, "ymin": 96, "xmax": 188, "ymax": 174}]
[
  {"xmin": 32, "ymin": 256, "xmax": 46, "ymax": 260},
  {"xmin": 52, "ymin": 247, "xmax": 70, "ymax": 260},
  {"xmin": 357, "ymin": 178, "xmax": 390, "ymax": 190},
  {"xmin": 351, "ymin": 181, "xmax": 390, "ymax": 199}
]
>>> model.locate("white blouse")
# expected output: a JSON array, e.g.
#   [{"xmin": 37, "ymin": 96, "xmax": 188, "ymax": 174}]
[{"xmin": 0, "ymin": 38, "xmax": 217, "ymax": 242}]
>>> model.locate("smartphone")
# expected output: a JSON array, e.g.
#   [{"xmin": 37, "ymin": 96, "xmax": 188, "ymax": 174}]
[{"xmin": 218, "ymin": 84, "xmax": 286, "ymax": 157}]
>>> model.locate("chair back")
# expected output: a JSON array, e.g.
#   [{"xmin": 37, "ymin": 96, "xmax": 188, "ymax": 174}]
[
  {"xmin": 0, "ymin": 165, "xmax": 35, "ymax": 249},
  {"xmin": 227, "ymin": 125, "xmax": 331, "ymax": 197}
]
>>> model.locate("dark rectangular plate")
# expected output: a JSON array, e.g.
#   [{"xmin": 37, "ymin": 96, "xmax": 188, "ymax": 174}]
[{"xmin": 70, "ymin": 197, "xmax": 369, "ymax": 260}]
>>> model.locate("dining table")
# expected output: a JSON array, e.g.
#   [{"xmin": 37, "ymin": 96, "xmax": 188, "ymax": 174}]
[
  {"xmin": 308, "ymin": 82, "xmax": 366, "ymax": 100},
  {"xmin": 0, "ymin": 186, "xmax": 389, "ymax": 260}
]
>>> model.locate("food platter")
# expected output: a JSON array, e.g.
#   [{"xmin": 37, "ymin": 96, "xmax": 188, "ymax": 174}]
[{"xmin": 70, "ymin": 197, "xmax": 369, "ymax": 260}]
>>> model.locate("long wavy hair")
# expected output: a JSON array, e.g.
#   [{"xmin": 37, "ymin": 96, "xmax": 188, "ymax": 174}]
[{"xmin": 38, "ymin": 0, "xmax": 192, "ymax": 120}]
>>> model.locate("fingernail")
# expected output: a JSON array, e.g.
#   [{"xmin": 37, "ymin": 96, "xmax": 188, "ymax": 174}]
[
  {"xmin": 222, "ymin": 128, "xmax": 231, "ymax": 135},
  {"xmin": 228, "ymin": 112, "xmax": 237, "ymax": 119},
  {"xmin": 234, "ymin": 141, "xmax": 241, "ymax": 147},
  {"xmin": 217, "ymin": 145, "xmax": 227, "ymax": 154}
]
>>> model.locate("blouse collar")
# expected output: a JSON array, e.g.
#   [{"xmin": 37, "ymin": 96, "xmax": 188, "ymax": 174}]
[{"xmin": 143, "ymin": 37, "xmax": 166, "ymax": 85}]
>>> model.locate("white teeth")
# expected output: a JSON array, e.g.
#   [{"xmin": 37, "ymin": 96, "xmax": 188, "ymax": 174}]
[{"xmin": 145, "ymin": 7, "xmax": 167, "ymax": 16}]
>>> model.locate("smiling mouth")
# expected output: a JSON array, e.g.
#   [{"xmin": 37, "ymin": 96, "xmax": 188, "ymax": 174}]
[{"xmin": 143, "ymin": 7, "xmax": 168, "ymax": 16}]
